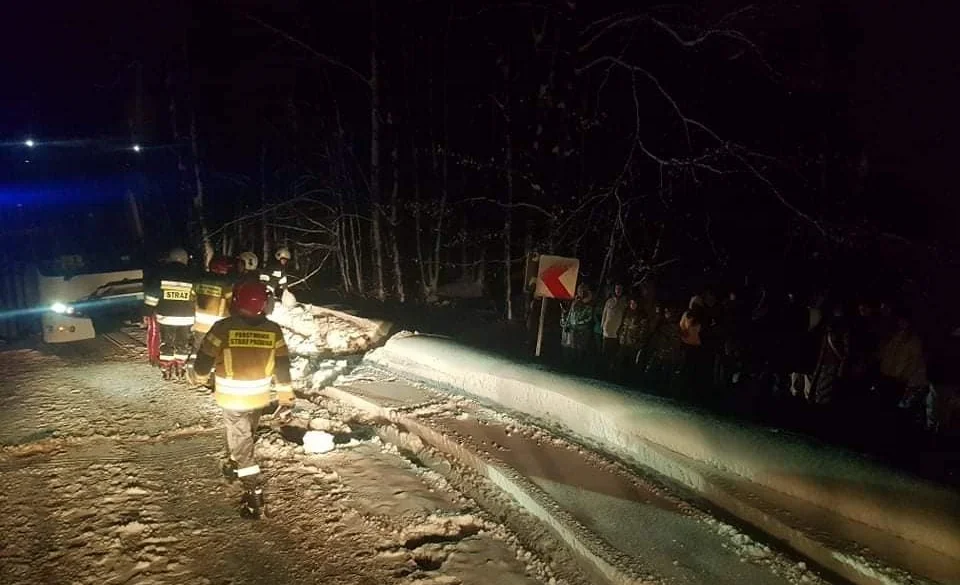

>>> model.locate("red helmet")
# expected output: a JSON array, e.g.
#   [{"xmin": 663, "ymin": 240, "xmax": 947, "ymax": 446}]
[
  {"xmin": 232, "ymin": 281, "xmax": 269, "ymax": 317},
  {"xmin": 209, "ymin": 255, "xmax": 233, "ymax": 276}
]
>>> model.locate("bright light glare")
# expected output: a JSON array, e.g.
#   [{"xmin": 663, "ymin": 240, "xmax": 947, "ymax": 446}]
[
  {"xmin": 50, "ymin": 302, "xmax": 72, "ymax": 314},
  {"xmin": 24, "ymin": 139, "xmax": 35, "ymax": 148},
  {"xmin": 132, "ymin": 144, "xmax": 141, "ymax": 152}
]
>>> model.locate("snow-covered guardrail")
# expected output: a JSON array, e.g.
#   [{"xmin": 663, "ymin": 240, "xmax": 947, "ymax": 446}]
[{"xmin": 366, "ymin": 333, "xmax": 960, "ymax": 585}]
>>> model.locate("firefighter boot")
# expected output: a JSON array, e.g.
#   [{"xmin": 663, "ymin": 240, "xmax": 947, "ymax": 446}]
[
  {"xmin": 221, "ymin": 459, "xmax": 238, "ymax": 482},
  {"xmin": 240, "ymin": 487, "xmax": 265, "ymax": 519},
  {"xmin": 174, "ymin": 361, "xmax": 187, "ymax": 382}
]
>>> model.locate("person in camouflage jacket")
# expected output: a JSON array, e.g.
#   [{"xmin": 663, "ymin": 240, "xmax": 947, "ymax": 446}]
[
  {"xmin": 618, "ymin": 298, "xmax": 657, "ymax": 378},
  {"xmin": 561, "ymin": 284, "xmax": 596, "ymax": 369}
]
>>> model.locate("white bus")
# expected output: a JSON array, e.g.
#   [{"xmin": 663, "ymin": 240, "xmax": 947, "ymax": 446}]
[{"xmin": 1, "ymin": 175, "xmax": 146, "ymax": 343}]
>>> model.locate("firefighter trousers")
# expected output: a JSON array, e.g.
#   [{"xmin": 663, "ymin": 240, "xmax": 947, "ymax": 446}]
[
  {"xmin": 159, "ymin": 324, "xmax": 193, "ymax": 365},
  {"xmin": 223, "ymin": 409, "xmax": 262, "ymax": 487}
]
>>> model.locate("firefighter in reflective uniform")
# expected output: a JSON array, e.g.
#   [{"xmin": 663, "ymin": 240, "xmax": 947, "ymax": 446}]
[
  {"xmin": 194, "ymin": 255, "xmax": 234, "ymax": 336},
  {"xmin": 260, "ymin": 247, "xmax": 291, "ymax": 298},
  {"xmin": 188, "ymin": 280, "xmax": 293, "ymax": 519},
  {"xmin": 144, "ymin": 248, "xmax": 196, "ymax": 380}
]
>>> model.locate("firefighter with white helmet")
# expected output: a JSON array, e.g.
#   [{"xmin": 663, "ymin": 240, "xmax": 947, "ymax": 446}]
[
  {"xmin": 187, "ymin": 280, "xmax": 293, "ymax": 519},
  {"xmin": 144, "ymin": 247, "xmax": 197, "ymax": 380},
  {"xmin": 260, "ymin": 246, "xmax": 291, "ymax": 298}
]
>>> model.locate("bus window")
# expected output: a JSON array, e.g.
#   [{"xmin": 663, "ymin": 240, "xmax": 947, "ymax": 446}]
[{"xmin": 29, "ymin": 202, "xmax": 141, "ymax": 277}]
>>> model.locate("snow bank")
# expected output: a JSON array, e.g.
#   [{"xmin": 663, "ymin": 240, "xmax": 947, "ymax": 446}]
[
  {"xmin": 303, "ymin": 430, "xmax": 335, "ymax": 454},
  {"xmin": 269, "ymin": 303, "xmax": 393, "ymax": 356},
  {"xmin": 366, "ymin": 334, "xmax": 960, "ymax": 575}
]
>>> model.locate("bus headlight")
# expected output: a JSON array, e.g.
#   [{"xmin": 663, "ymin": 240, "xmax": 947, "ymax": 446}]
[{"xmin": 51, "ymin": 302, "xmax": 75, "ymax": 315}]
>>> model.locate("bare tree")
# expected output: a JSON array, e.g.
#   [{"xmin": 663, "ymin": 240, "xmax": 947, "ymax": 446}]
[
  {"xmin": 369, "ymin": 0, "xmax": 386, "ymax": 301},
  {"xmin": 260, "ymin": 144, "xmax": 270, "ymax": 262},
  {"xmin": 389, "ymin": 124, "xmax": 406, "ymax": 302},
  {"xmin": 495, "ymin": 54, "xmax": 516, "ymax": 321}
]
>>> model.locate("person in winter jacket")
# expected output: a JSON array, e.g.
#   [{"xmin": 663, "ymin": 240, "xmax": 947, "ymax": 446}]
[
  {"xmin": 144, "ymin": 247, "xmax": 197, "ymax": 381},
  {"xmin": 193, "ymin": 255, "xmax": 234, "ymax": 337},
  {"xmin": 645, "ymin": 305, "xmax": 683, "ymax": 389},
  {"xmin": 678, "ymin": 306, "xmax": 713, "ymax": 395},
  {"xmin": 877, "ymin": 307, "xmax": 928, "ymax": 410},
  {"xmin": 188, "ymin": 280, "xmax": 293, "ymax": 519},
  {"xmin": 561, "ymin": 284, "xmax": 596, "ymax": 368},
  {"xmin": 679, "ymin": 306, "xmax": 703, "ymax": 347},
  {"xmin": 617, "ymin": 298, "xmax": 649, "ymax": 378},
  {"xmin": 601, "ymin": 283, "xmax": 628, "ymax": 372},
  {"xmin": 810, "ymin": 304, "xmax": 851, "ymax": 405}
]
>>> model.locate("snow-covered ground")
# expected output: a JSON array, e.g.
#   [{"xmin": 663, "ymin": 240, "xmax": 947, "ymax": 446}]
[
  {"xmin": 7, "ymin": 307, "xmax": 955, "ymax": 585},
  {"xmin": 0, "ymin": 333, "xmax": 558, "ymax": 585}
]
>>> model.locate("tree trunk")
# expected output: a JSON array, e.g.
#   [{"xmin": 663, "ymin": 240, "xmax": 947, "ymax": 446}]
[
  {"xmin": 504, "ymin": 122, "xmax": 515, "ymax": 321},
  {"xmin": 406, "ymin": 48, "xmax": 428, "ymax": 299},
  {"xmin": 597, "ymin": 214, "xmax": 618, "ymax": 291},
  {"xmin": 413, "ymin": 144, "xmax": 428, "ymax": 298},
  {"xmin": 260, "ymin": 144, "xmax": 270, "ymax": 263},
  {"xmin": 499, "ymin": 54, "xmax": 515, "ymax": 321},
  {"xmin": 351, "ymin": 213, "xmax": 364, "ymax": 293},
  {"xmin": 428, "ymin": 11, "xmax": 453, "ymax": 298},
  {"xmin": 164, "ymin": 70, "xmax": 185, "ymax": 248},
  {"xmin": 338, "ymin": 217, "xmax": 352, "ymax": 293},
  {"xmin": 390, "ymin": 133, "xmax": 406, "ymax": 302},
  {"xmin": 369, "ymin": 0, "xmax": 386, "ymax": 301},
  {"xmin": 461, "ymin": 218, "xmax": 469, "ymax": 281},
  {"xmin": 189, "ymin": 111, "xmax": 213, "ymax": 267},
  {"xmin": 335, "ymin": 181, "xmax": 352, "ymax": 293}
]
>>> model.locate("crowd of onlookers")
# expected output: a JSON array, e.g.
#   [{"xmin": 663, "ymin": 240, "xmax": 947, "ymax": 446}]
[{"xmin": 529, "ymin": 280, "xmax": 960, "ymax": 450}]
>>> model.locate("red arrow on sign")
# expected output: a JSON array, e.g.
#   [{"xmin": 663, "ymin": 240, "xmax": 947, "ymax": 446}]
[{"xmin": 541, "ymin": 263, "xmax": 573, "ymax": 299}]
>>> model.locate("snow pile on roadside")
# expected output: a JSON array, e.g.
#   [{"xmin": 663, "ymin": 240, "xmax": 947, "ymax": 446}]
[
  {"xmin": 269, "ymin": 303, "xmax": 392, "ymax": 357},
  {"xmin": 365, "ymin": 333, "xmax": 960, "ymax": 585}
]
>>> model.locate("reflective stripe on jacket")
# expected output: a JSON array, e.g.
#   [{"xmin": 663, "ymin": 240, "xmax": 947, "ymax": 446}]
[
  {"xmin": 260, "ymin": 262, "xmax": 288, "ymax": 294},
  {"xmin": 194, "ymin": 316, "xmax": 291, "ymax": 412},
  {"xmin": 145, "ymin": 262, "xmax": 197, "ymax": 323},
  {"xmin": 194, "ymin": 275, "xmax": 232, "ymax": 334},
  {"xmin": 157, "ymin": 314, "xmax": 195, "ymax": 326}
]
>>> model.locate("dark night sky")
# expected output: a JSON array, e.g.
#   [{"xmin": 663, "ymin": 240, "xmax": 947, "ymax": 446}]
[{"xmin": 2, "ymin": 1, "xmax": 959, "ymax": 240}]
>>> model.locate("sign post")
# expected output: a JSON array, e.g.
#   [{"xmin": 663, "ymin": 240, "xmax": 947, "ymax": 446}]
[
  {"xmin": 535, "ymin": 296, "xmax": 548, "ymax": 357},
  {"xmin": 533, "ymin": 255, "xmax": 579, "ymax": 357}
]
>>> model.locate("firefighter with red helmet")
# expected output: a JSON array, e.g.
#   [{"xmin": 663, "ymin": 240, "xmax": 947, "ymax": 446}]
[
  {"xmin": 188, "ymin": 280, "xmax": 293, "ymax": 519},
  {"xmin": 144, "ymin": 247, "xmax": 197, "ymax": 380},
  {"xmin": 194, "ymin": 255, "xmax": 233, "ymax": 336}
]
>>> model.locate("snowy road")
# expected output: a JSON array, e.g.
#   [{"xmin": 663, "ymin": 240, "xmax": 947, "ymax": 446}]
[
  {"xmin": 0, "ymin": 337, "xmax": 560, "ymax": 585},
  {"xmin": 5, "ymin": 312, "xmax": 936, "ymax": 585}
]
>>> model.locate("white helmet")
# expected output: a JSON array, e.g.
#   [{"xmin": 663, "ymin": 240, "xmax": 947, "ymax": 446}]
[
  {"xmin": 275, "ymin": 247, "xmax": 291, "ymax": 261},
  {"xmin": 167, "ymin": 247, "xmax": 189, "ymax": 265},
  {"xmin": 238, "ymin": 251, "xmax": 258, "ymax": 271}
]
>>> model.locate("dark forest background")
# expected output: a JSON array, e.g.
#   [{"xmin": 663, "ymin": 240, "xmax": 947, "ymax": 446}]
[{"xmin": 4, "ymin": 0, "xmax": 960, "ymax": 326}]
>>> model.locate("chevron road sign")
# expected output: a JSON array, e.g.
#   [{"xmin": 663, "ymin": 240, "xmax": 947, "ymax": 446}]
[
  {"xmin": 535, "ymin": 255, "xmax": 579, "ymax": 300},
  {"xmin": 532, "ymin": 255, "xmax": 580, "ymax": 357}
]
